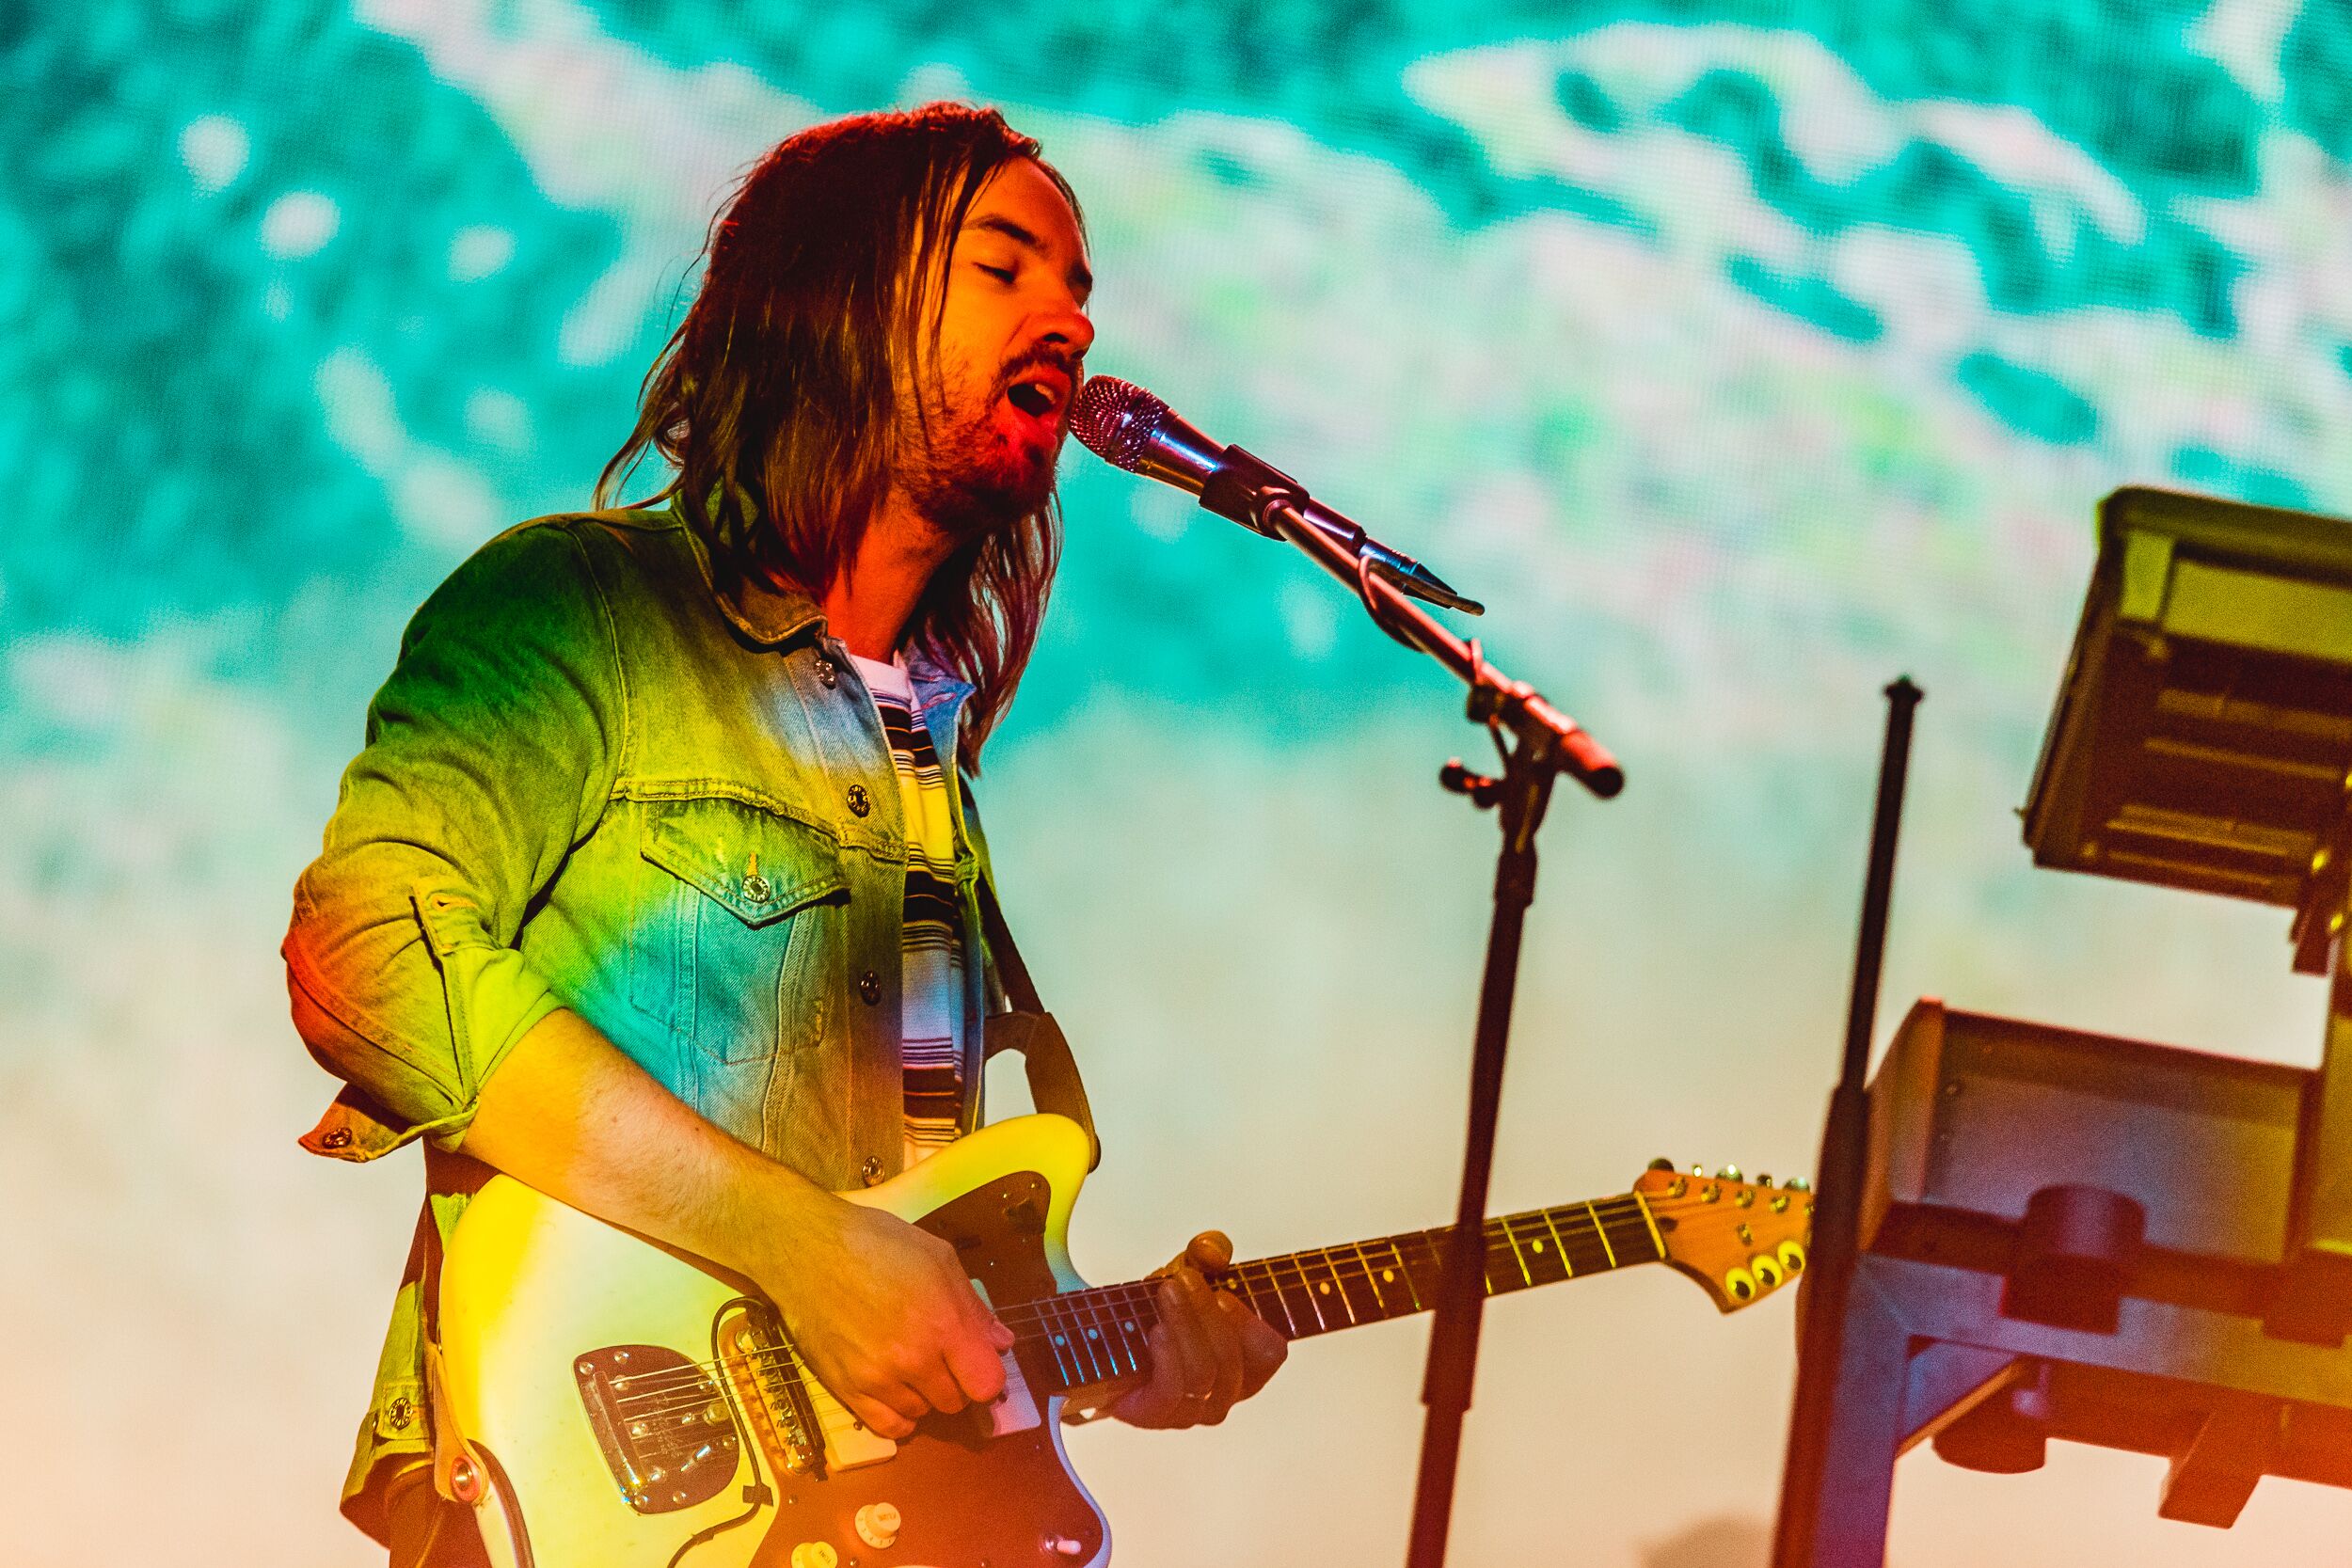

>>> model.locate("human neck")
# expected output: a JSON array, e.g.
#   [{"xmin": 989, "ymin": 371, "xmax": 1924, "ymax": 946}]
[{"xmin": 822, "ymin": 492, "xmax": 958, "ymax": 661}]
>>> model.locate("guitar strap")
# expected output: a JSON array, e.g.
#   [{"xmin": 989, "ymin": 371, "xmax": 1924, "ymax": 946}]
[{"xmin": 977, "ymin": 877, "xmax": 1103, "ymax": 1171}]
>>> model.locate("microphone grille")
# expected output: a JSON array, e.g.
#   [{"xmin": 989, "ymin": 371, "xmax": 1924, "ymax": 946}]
[{"xmin": 1069, "ymin": 375, "xmax": 1165, "ymax": 473}]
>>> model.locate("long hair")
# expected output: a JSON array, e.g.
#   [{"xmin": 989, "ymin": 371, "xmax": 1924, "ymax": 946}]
[{"xmin": 598, "ymin": 103, "xmax": 1081, "ymax": 764}]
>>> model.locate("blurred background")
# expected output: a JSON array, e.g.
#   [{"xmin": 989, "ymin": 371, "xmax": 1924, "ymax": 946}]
[{"xmin": 10, "ymin": 0, "xmax": 2352, "ymax": 1562}]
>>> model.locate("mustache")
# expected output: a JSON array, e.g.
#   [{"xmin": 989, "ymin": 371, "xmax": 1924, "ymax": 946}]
[{"xmin": 992, "ymin": 343, "xmax": 1082, "ymax": 394}]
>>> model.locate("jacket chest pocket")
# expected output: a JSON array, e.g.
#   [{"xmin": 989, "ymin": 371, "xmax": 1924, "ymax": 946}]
[{"xmin": 630, "ymin": 797, "xmax": 846, "ymax": 1064}]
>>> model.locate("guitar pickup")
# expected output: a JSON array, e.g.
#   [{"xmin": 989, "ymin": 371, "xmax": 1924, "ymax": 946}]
[{"xmin": 715, "ymin": 1303, "xmax": 823, "ymax": 1479}]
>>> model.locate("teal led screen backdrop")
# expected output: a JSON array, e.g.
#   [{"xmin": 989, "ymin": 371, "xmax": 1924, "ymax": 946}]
[{"xmin": 11, "ymin": 1, "xmax": 2352, "ymax": 1563}]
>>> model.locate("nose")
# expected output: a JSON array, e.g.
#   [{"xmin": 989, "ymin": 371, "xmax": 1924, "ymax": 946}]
[{"xmin": 1038, "ymin": 298, "xmax": 1094, "ymax": 360}]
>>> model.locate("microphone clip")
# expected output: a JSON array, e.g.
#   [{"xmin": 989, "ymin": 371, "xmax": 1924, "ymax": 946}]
[
  {"xmin": 1207, "ymin": 446, "xmax": 1486, "ymax": 617},
  {"xmin": 1197, "ymin": 444, "xmax": 1308, "ymax": 539}
]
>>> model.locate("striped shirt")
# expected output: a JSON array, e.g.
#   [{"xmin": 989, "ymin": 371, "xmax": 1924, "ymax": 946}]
[{"xmin": 849, "ymin": 654, "xmax": 965, "ymax": 1167}]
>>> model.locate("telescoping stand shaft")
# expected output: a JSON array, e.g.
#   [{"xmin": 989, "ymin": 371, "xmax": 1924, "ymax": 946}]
[
  {"xmin": 1770, "ymin": 677, "xmax": 1923, "ymax": 1568},
  {"xmin": 1232, "ymin": 491, "xmax": 1619, "ymax": 1568}
]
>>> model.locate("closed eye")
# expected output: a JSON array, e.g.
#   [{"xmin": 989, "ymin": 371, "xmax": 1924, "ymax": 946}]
[{"xmin": 976, "ymin": 263, "xmax": 1015, "ymax": 283}]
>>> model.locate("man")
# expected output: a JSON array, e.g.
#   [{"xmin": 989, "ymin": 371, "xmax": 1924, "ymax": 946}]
[{"xmin": 284, "ymin": 103, "xmax": 1286, "ymax": 1564}]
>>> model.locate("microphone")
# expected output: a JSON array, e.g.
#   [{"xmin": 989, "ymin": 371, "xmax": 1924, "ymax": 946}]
[{"xmin": 1069, "ymin": 376, "xmax": 1483, "ymax": 615}]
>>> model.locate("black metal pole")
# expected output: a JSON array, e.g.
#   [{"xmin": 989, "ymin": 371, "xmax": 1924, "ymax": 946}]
[
  {"xmin": 1220, "ymin": 483, "xmax": 1610, "ymax": 1567},
  {"xmin": 1770, "ymin": 676, "xmax": 1923, "ymax": 1568},
  {"xmin": 1405, "ymin": 743, "xmax": 1557, "ymax": 1568}
]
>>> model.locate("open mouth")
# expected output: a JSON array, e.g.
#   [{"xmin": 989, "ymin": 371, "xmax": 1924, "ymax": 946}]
[{"xmin": 1004, "ymin": 371, "xmax": 1069, "ymax": 421}]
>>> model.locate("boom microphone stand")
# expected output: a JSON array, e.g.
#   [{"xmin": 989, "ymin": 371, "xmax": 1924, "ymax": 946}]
[
  {"xmin": 1226, "ymin": 482, "xmax": 1622, "ymax": 1568},
  {"xmin": 1065, "ymin": 382, "xmax": 1622, "ymax": 1564}
]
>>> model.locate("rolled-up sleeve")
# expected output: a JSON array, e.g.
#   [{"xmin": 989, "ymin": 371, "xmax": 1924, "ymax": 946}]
[{"xmin": 284, "ymin": 521, "xmax": 624, "ymax": 1160}]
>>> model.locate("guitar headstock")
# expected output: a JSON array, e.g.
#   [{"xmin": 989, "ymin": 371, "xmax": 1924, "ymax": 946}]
[{"xmin": 1633, "ymin": 1161, "xmax": 1814, "ymax": 1314}]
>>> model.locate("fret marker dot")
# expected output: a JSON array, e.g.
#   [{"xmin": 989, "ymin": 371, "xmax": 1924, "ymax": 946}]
[
  {"xmin": 1123, "ymin": 1322, "xmax": 1136, "ymax": 1332},
  {"xmin": 1382, "ymin": 1269, "xmax": 1394, "ymax": 1282},
  {"xmin": 1086, "ymin": 1328, "xmax": 1099, "ymax": 1338},
  {"xmin": 1318, "ymin": 1282, "xmax": 1331, "ymax": 1293},
  {"xmin": 1533, "ymin": 1240, "xmax": 1546, "ymax": 1252},
  {"xmin": 1054, "ymin": 1335, "xmax": 1066, "ymax": 1345}
]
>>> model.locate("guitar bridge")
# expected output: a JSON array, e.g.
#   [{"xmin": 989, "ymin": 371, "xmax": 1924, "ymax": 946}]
[
  {"xmin": 715, "ymin": 1302, "xmax": 824, "ymax": 1478},
  {"xmin": 572, "ymin": 1344, "xmax": 741, "ymax": 1514}
]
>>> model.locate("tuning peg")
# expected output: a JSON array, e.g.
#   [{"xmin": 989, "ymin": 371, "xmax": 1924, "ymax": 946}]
[
  {"xmin": 1720, "ymin": 1164, "xmax": 1743, "ymax": 1182},
  {"xmin": 1755, "ymin": 1174, "xmax": 1772, "ymax": 1187},
  {"xmin": 1691, "ymin": 1164, "xmax": 1709, "ymax": 1180},
  {"xmin": 1788, "ymin": 1177, "xmax": 1811, "ymax": 1193},
  {"xmin": 1646, "ymin": 1157, "xmax": 1676, "ymax": 1172}
]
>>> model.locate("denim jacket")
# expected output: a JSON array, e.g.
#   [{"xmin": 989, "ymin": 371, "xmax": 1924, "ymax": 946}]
[{"xmin": 282, "ymin": 500, "xmax": 1001, "ymax": 1538}]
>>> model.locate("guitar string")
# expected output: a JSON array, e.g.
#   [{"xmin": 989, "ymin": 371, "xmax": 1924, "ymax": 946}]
[
  {"xmin": 600, "ymin": 1241, "xmax": 1540, "ymax": 1420},
  {"xmin": 604, "ymin": 1207, "xmax": 1790, "ymax": 1429},
  {"xmin": 598, "ymin": 1193, "xmax": 1784, "ymax": 1418},
  {"xmin": 597, "ymin": 1196, "xmax": 1668, "ymax": 1405},
  {"xmin": 602, "ymin": 1184, "xmax": 1778, "ymax": 1419},
  {"xmin": 597, "ymin": 1193, "xmax": 1778, "ymax": 1418}
]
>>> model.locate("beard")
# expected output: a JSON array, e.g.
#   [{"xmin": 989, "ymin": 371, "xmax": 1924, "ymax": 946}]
[{"xmin": 896, "ymin": 359, "xmax": 1064, "ymax": 546}]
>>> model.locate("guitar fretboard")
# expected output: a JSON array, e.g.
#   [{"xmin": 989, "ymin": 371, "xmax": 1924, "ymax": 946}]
[{"xmin": 1003, "ymin": 1195, "xmax": 1663, "ymax": 1397}]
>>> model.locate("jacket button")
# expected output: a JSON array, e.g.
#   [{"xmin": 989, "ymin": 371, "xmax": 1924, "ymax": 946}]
[
  {"xmin": 817, "ymin": 657, "xmax": 838, "ymax": 689},
  {"xmin": 858, "ymin": 969, "xmax": 882, "ymax": 1005},
  {"xmin": 847, "ymin": 784, "xmax": 871, "ymax": 818},
  {"xmin": 742, "ymin": 872, "xmax": 773, "ymax": 905},
  {"xmin": 861, "ymin": 1155, "xmax": 883, "ymax": 1184}
]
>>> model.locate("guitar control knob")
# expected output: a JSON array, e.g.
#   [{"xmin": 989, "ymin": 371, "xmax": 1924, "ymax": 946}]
[
  {"xmin": 855, "ymin": 1502, "xmax": 902, "ymax": 1549},
  {"xmin": 789, "ymin": 1543, "xmax": 838, "ymax": 1568},
  {"xmin": 1720, "ymin": 1164, "xmax": 1743, "ymax": 1182}
]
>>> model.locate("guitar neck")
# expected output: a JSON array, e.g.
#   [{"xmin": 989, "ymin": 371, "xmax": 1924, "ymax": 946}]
[{"xmin": 1006, "ymin": 1193, "xmax": 1665, "ymax": 1397}]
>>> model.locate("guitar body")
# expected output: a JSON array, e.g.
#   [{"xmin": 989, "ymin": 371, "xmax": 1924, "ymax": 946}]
[{"xmin": 438, "ymin": 1114, "xmax": 1111, "ymax": 1568}]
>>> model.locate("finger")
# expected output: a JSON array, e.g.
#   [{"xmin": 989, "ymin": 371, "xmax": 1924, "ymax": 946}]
[
  {"xmin": 1157, "ymin": 1274, "xmax": 1216, "ymax": 1409},
  {"xmin": 1194, "ymin": 1275, "xmax": 1244, "ymax": 1417},
  {"xmin": 944, "ymin": 1323, "xmax": 1009, "ymax": 1406},
  {"xmin": 908, "ymin": 1354, "xmax": 970, "ymax": 1416},
  {"xmin": 1134, "ymin": 1323, "xmax": 1194, "ymax": 1428},
  {"xmin": 1109, "ymin": 1358, "xmax": 1183, "ymax": 1429},
  {"xmin": 844, "ymin": 1381, "xmax": 923, "ymax": 1439},
  {"xmin": 1227, "ymin": 1295, "xmax": 1290, "ymax": 1396},
  {"xmin": 1186, "ymin": 1230, "xmax": 1234, "ymax": 1276},
  {"xmin": 948, "ymin": 1274, "xmax": 1013, "ymax": 1344}
]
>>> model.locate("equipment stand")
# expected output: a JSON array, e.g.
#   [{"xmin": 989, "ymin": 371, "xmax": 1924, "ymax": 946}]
[
  {"xmin": 1770, "ymin": 677, "xmax": 1923, "ymax": 1568},
  {"xmin": 1208, "ymin": 481, "xmax": 1620, "ymax": 1568},
  {"xmin": 2276, "ymin": 801, "xmax": 2352, "ymax": 1344},
  {"xmin": 1404, "ymin": 715, "xmax": 1563, "ymax": 1568}
]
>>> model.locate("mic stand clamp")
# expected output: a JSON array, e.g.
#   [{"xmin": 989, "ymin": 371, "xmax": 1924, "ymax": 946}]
[
  {"xmin": 1220, "ymin": 476, "xmax": 1618, "ymax": 1568},
  {"xmin": 1204, "ymin": 451, "xmax": 1486, "ymax": 615},
  {"xmin": 1438, "ymin": 757, "xmax": 1503, "ymax": 810}
]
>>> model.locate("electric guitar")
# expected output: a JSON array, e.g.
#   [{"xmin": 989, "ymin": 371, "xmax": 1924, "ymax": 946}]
[{"xmin": 436, "ymin": 1114, "xmax": 1812, "ymax": 1567}]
